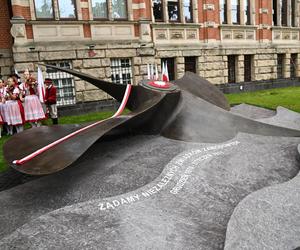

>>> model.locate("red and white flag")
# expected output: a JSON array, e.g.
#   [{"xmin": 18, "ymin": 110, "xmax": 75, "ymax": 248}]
[
  {"xmin": 162, "ymin": 61, "xmax": 169, "ymax": 82},
  {"xmin": 147, "ymin": 64, "xmax": 150, "ymax": 79},
  {"xmin": 37, "ymin": 66, "xmax": 45, "ymax": 103},
  {"xmin": 155, "ymin": 64, "xmax": 159, "ymax": 80}
]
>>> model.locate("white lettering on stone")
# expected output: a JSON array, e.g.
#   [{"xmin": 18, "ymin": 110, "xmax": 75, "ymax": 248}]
[{"xmin": 98, "ymin": 141, "xmax": 240, "ymax": 211}]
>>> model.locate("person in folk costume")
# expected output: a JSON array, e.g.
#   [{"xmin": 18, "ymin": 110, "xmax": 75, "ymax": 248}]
[
  {"xmin": 44, "ymin": 78, "xmax": 58, "ymax": 125},
  {"xmin": 22, "ymin": 69, "xmax": 46, "ymax": 127},
  {"xmin": 4, "ymin": 77, "xmax": 24, "ymax": 135},
  {"xmin": 0, "ymin": 79, "xmax": 6, "ymax": 137}
]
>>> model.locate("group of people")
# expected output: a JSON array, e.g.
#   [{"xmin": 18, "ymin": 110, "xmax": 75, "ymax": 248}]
[{"xmin": 0, "ymin": 69, "xmax": 58, "ymax": 137}]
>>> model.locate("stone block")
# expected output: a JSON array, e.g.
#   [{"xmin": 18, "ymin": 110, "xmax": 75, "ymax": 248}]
[
  {"xmin": 139, "ymin": 65, "xmax": 148, "ymax": 75},
  {"xmin": 77, "ymin": 50, "xmax": 105, "ymax": 59},
  {"xmin": 0, "ymin": 58, "xmax": 12, "ymax": 67},
  {"xmin": 157, "ymin": 50, "xmax": 180, "ymax": 58},
  {"xmin": 14, "ymin": 62, "xmax": 35, "ymax": 72},
  {"xmin": 76, "ymin": 91, "xmax": 84, "ymax": 102},
  {"xmin": 154, "ymin": 58, "xmax": 161, "ymax": 65},
  {"xmin": 257, "ymin": 54, "xmax": 274, "ymax": 60},
  {"xmin": 1, "ymin": 66, "xmax": 11, "ymax": 76},
  {"xmin": 85, "ymin": 82, "xmax": 99, "ymax": 91},
  {"xmin": 263, "ymin": 48, "xmax": 276, "ymax": 54},
  {"xmin": 107, "ymin": 42, "xmax": 139, "ymax": 49},
  {"xmin": 14, "ymin": 52, "xmax": 39, "ymax": 63},
  {"xmin": 83, "ymin": 90, "xmax": 108, "ymax": 102},
  {"xmin": 176, "ymin": 57, "xmax": 184, "ymax": 64},
  {"xmin": 133, "ymin": 57, "xmax": 142, "ymax": 65},
  {"xmin": 106, "ymin": 49, "xmax": 136, "ymax": 58},
  {"xmin": 81, "ymin": 68, "xmax": 106, "ymax": 78},
  {"xmin": 75, "ymin": 80, "xmax": 86, "ymax": 91},
  {"xmin": 134, "ymin": 66, "xmax": 140, "ymax": 75},
  {"xmin": 73, "ymin": 60, "xmax": 83, "ymax": 69},
  {"xmin": 177, "ymin": 64, "xmax": 185, "ymax": 73},
  {"xmin": 202, "ymin": 62, "xmax": 223, "ymax": 71},
  {"xmin": 101, "ymin": 58, "xmax": 111, "ymax": 67},
  {"xmin": 83, "ymin": 59, "xmax": 101, "ymax": 68},
  {"xmin": 205, "ymin": 70, "xmax": 224, "ymax": 78},
  {"xmin": 182, "ymin": 50, "xmax": 202, "ymax": 57},
  {"xmin": 141, "ymin": 56, "xmax": 155, "ymax": 65},
  {"xmin": 258, "ymin": 67, "xmax": 273, "ymax": 74},
  {"xmin": 137, "ymin": 48, "xmax": 155, "ymax": 56},
  {"xmin": 105, "ymin": 67, "xmax": 111, "ymax": 78},
  {"xmin": 39, "ymin": 51, "xmax": 77, "ymax": 61},
  {"xmin": 199, "ymin": 71, "xmax": 205, "ymax": 77},
  {"xmin": 204, "ymin": 56, "xmax": 223, "ymax": 63},
  {"xmin": 257, "ymin": 60, "xmax": 276, "ymax": 67},
  {"xmin": 134, "ymin": 75, "xmax": 144, "ymax": 85},
  {"xmin": 212, "ymin": 77, "xmax": 226, "ymax": 84}
]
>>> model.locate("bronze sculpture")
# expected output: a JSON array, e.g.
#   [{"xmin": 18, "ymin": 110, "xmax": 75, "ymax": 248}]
[{"xmin": 4, "ymin": 65, "xmax": 300, "ymax": 175}]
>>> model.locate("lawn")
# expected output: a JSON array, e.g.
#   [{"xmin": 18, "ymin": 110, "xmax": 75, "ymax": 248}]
[{"xmin": 225, "ymin": 86, "xmax": 300, "ymax": 112}]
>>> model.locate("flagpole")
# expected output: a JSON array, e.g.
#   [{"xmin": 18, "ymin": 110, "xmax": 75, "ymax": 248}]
[{"xmin": 147, "ymin": 64, "xmax": 150, "ymax": 79}]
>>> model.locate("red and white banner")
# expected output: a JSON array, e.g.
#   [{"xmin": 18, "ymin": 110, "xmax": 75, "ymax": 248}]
[{"xmin": 37, "ymin": 66, "xmax": 45, "ymax": 103}]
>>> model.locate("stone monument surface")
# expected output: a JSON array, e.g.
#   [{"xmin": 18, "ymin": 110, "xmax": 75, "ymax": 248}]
[{"xmin": 0, "ymin": 69, "xmax": 300, "ymax": 249}]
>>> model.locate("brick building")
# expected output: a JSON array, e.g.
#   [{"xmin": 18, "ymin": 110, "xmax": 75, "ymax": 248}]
[
  {"xmin": 1, "ymin": 0, "xmax": 300, "ymax": 106},
  {"xmin": 0, "ymin": 0, "xmax": 13, "ymax": 78}
]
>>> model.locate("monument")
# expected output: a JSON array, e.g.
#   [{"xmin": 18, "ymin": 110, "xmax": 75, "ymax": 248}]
[{"xmin": 0, "ymin": 67, "xmax": 300, "ymax": 249}]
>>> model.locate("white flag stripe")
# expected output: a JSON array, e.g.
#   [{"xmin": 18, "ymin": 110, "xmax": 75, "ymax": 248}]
[{"xmin": 37, "ymin": 66, "xmax": 45, "ymax": 103}]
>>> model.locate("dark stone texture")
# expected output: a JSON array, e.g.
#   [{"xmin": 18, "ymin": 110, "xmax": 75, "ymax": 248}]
[
  {"xmin": 0, "ymin": 133, "xmax": 299, "ymax": 249},
  {"xmin": 258, "ymin": 106, "xmax": 300, "ymax": 130},
  {"xmin": 230, "ymin": 103, "xmax": 276, "ymax": 120},
  {"xmin": 0, "ymin": 135, "xmax": 184, "ymax": 239},
  {"xmin": 225, "ymin": 162, "xmax": 300, "ymax": 249}
]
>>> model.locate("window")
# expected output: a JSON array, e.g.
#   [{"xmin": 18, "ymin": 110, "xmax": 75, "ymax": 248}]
[
  {"xmin": 161, "ymin": 58, "xmax": 175, "ymax": 81},
  {"xmin": 183, "ymin": 0, "xmax": 192, "ymax": 22},
  {"xmin": 153, "ymin": 0, "xmax": 163, "ymax": 21},
  {"xmin": 228, "ymin": 55, "xmax": 236, "ymax": 83},
  {"xmin": 273, "ymin": 0, "xmax": 278, "ymax": 25},
  {"xmin": 281, "ymin": 0, "xmax": 288, "ymax": 26},
  {"xmin": 244, "ymin": 55, "xmax": 252, "ymax": 82},
  {"xmin": 184, "ymin": 57, "xmax": 197, "ymax": 73},
  {"xmin": 92, "ymin": 0, "xmax": 108, "ymax": 19},
  {"xmin": 111, "ymin": 58, "xmax": 133, "ymax": 84},
  {"xmin": 277, "ymin": 54, "xmax": 284, "ymax": 79},
  {"xmin": 58, "ymin": 0, "xmax": 76, "ymax": 19},
  {"xmin": 168, "ymin": 0, "xmax": 180, "ymax": 22},
  {"xmin": 273, "ymin": 0, "xmax": 293, "ymax": 27},
  {"xmin": 231, "ymin": 0, "xmax": 240, "ymax": 24},
  {"xmin": 290, "ymin": 54, "xmax": 297, "ymax": 79},
  {"xmin": 34, "ymin": 0, "xmax": 54, "ymax": 19},
  {"xmin": 46, "ymin": 61, "xmax": 76, "ymax": 106},
  {"xmin": 291, "ymin": 0, "xmax": 296, "ymax": 27},
  {"xmin": 112, "ymin": 0, "xmax": 127, "ymax": 19},
  {"xmin": 244, "ymin": 0, "xmax": 250, "ymax": 25},
  {"xmin": 220, "ymin": 0, "xmax": 227, "ymax": 24}
]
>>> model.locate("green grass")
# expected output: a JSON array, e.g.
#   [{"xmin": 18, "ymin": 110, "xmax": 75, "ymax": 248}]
[
  {"xmin": 42, "ymin": 110, "xmax": 116, "ymax": 125},
  {"xmin": 0, "ymin": 136, "xmax": 10, "ymax": 173},
  {"xmin": 225, "ymin": 86, "xmax": 300, "ymax": 113},
  {"xmin": 0, "ymin": 109, "xmax": 128, "ymax": 173}
]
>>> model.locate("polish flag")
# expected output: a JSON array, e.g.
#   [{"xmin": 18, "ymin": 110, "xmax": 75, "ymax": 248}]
[
  {"xmin": 155, "ymin": 64, "xmax": 159, "ymax": 80},
  {"xmin": 147, "ymin": 64, "xmax": 150, "ymax": 79},
  {"xmin": 37, "ymin": 66, "xmax": 45, "ymax": 103},
  {"xmin": 162, "ymin": 61, "xmax": 169, "ymax": 82}
]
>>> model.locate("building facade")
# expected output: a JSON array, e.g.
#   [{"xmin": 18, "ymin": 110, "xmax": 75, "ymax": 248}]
[{"xmin": 2, "ymin": 0, "xmax": 300, "ymax": 106}]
